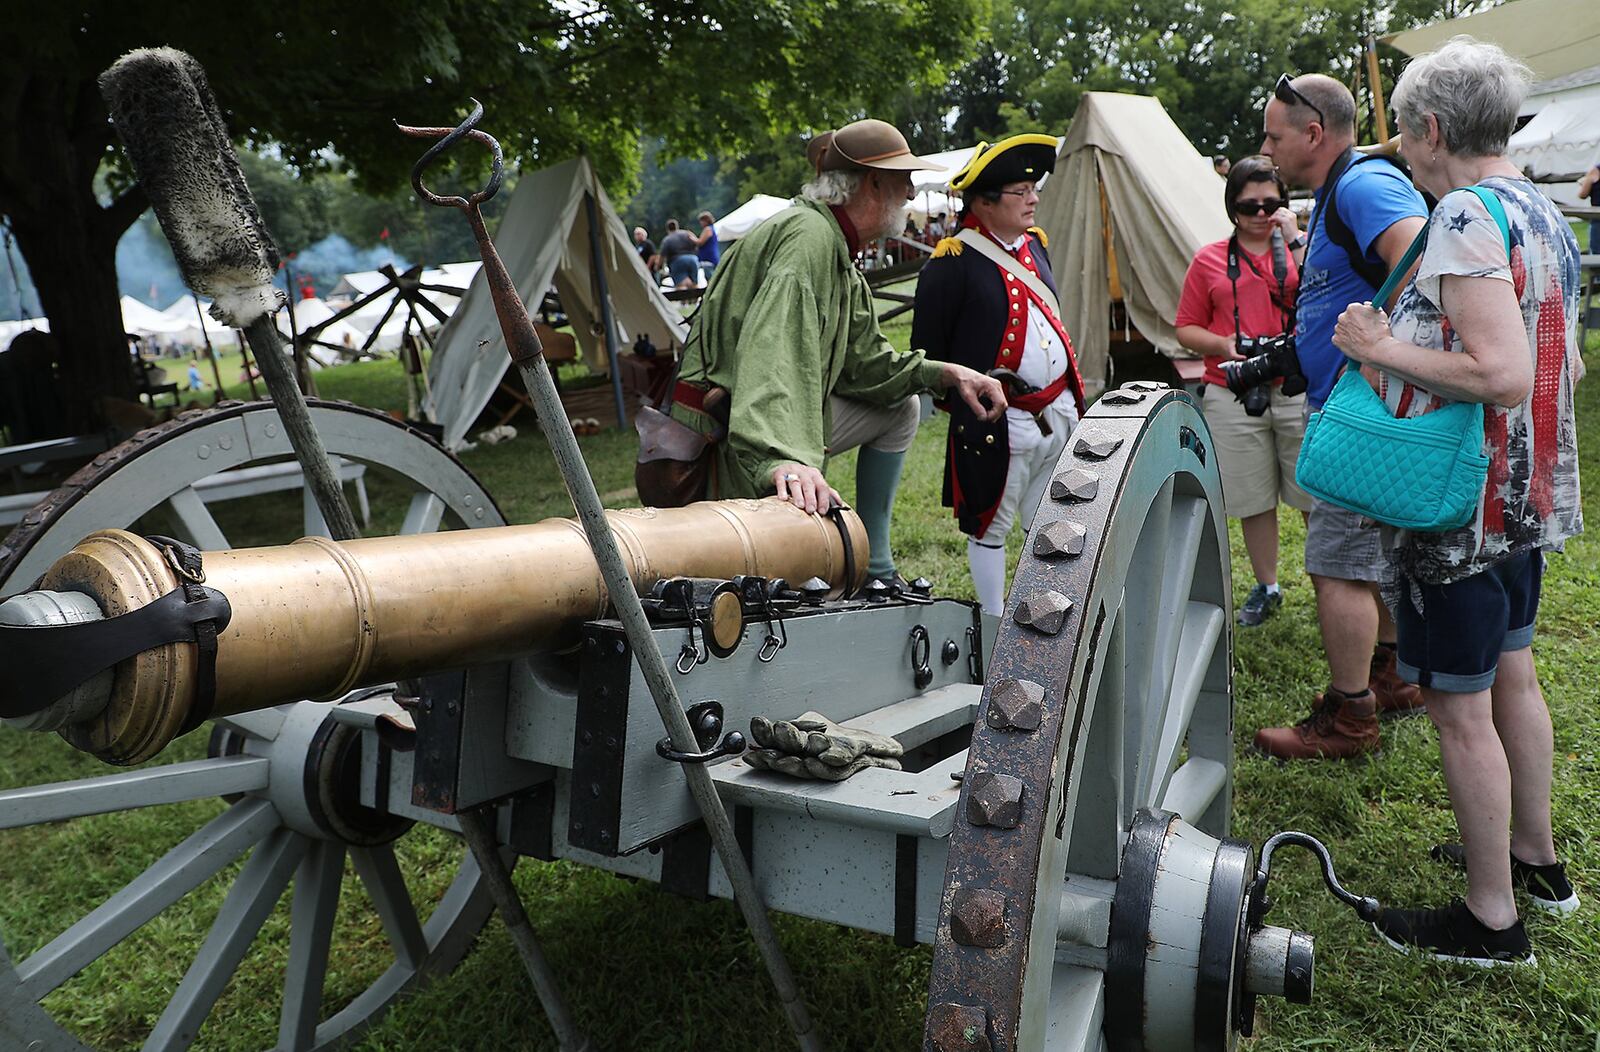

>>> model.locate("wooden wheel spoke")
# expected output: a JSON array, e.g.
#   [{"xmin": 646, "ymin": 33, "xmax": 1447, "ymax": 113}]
[
  {"xmin": 160, "ymin": 486, "xmax": 231, "ymax": 550},
  {"xmin": 1143, "ymin": 600, "xmax": 1226, "ymax": 809},
  {"xmin": 1131, "ymin": 495, "xmax": 1208, "ymax": 808},
  {"xmin": 0, "ymin": 757, "xmax": 269, "ymax": 831},
  {"xmin": 143, "ymin": 830, "xmax": 308, "ymax": 1052},
  {"xmin": 350, "ymin": 844, "xmax": 428, "ymax": 970},
  {"xmin": 1160, "ymin": 756, "xmax": 1229, "ymax": 824},
  {"xmin": 400, "ymin": 491, "xmax": 446, "ymax": 535},
  {"xmin": 1042, "ymin": 965, "xmax": 1105, "ymax": 1052},
  {"xmin": 1065, "ymin": 606, "xmax": 1126, "ymax": 879},
  {"xmin": 278, "ymin": 841, "xmax": 346, "ymax": 1052},
  {"xmin": 17, "ymin": 799, "xmax": 281, "ymax": 1002}
]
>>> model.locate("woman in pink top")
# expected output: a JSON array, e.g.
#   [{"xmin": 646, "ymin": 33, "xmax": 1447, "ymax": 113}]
[{"xmin": 1176, "ymin": 155, "xmax": 1307, "ymax": 626}]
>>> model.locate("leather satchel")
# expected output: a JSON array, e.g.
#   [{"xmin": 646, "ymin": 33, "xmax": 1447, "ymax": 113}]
[
  {"xmin": 1294, "ymin": 185, "xmax": 1509, "ymax": 531},
  {"xmin": 634, "ymin": 403, "xmax": 715, "ymax": 507}
]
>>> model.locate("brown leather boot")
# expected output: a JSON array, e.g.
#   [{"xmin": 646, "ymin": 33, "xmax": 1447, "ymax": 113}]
[
  {"xmin": 1371, "ymin": 646, "xmax": 1425, "ymax": 718},
  {"xmin": 1253, "ymin": 689, "xmax": 1381, "ymax": 760}
]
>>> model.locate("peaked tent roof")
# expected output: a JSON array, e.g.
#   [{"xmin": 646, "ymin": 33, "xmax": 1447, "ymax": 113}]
[
  {"xmin": 1034, "ymin": 92, "xmax": 1230, "ymax": 388},
  {"xmin": 715, "ymin": 194, "xmax": 793, "ymax": 242},
  {"xmin": 427, "ymin": 155, "xmax": 688, "ymax": 449},
  {"xmin": 1508, "ymin": 97, "xmax": 1600, "ymax": 178},
  {"xmin": 1383, "ymin": 0, "xmax": 1600, "ymax": 88}
]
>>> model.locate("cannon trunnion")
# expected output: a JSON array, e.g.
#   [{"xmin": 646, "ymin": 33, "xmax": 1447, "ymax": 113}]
[{"xmin": 0, "ymin": 386, "xmax": 1332, "ymax": 1051}]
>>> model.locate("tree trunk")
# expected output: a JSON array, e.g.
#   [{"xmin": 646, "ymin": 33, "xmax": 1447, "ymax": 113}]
[
  {"xmin": 0, "ymin": 72, "xmax": 145, "ymax": 434},
  {"xmin": 8, "ymin": 208, "xmax": 134, "ymax": 434}
]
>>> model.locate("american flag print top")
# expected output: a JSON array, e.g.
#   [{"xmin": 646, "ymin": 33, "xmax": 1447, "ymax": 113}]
[{"xmin": 1377, "ymin": 176, "xmax": 1583, "ymax": 585}]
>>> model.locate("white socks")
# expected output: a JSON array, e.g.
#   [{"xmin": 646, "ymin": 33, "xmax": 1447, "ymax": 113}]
[{"xmin": 967, "ymin": 539, "xmax": 1008, "ymax": 615}]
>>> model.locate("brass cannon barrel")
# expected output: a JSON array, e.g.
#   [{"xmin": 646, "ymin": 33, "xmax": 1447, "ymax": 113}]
[{"xmin": 15, "ymin": 498, "xmax": 868, "ymax": 764}]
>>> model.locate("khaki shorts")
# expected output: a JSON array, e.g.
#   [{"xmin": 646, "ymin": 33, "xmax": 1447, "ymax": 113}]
[{"xmin": 1200, "ymin": 383, "xmax": 1313, "ymax": 518}]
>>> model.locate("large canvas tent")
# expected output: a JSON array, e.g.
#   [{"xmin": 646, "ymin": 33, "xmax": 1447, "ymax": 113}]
[
  {"xmin": 426, "ymin": 156, "xmax": 688, "ymax": 449},
  {"xmin": 1034, "ymin": 92, "xmax": 1230, "ymax": 389},
  {"xmin": 1383, "ymin": 0, "xmax": 1600, "ymax": 116}
]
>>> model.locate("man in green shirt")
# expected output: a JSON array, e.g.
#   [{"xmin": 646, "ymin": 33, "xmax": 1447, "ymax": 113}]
[{"xmin": 669, "ymin": 118, "xmax": 1006, "ymax": 586}]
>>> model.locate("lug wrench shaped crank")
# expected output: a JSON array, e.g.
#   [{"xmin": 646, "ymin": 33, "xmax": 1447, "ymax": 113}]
[
  {"xmin": 1248, "ymin": 830, "xmax": 1381, "ymax": 929},
  {"xmin": 398, "ymin": 101, "xmax": 826, "ymax": 1052},
  {"xmin": 1237, "ymin": 830, "xmax": 1382, "ymax": 1036}
]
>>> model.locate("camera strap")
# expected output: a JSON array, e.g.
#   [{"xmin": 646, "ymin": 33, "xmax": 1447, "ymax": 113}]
[{"xmin": 1226, "ymin": 235, "xmax": 1293, "ymax": 344}]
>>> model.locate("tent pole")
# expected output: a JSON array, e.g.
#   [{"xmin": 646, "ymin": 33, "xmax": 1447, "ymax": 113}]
[
  {"xmin": 192, "ymin": 293, "xmax": 224, "ymax": 404},
  {"xmin": 583, "ymin": 190, "xmax": 629, "ymax": 430},
  {"xmin": 1366, "ymin": 36, "xmax": 1391, "ymax": 144},
  {"xmin": 237, "ymin": 330, "xmax": 260, "ymax": 399}
]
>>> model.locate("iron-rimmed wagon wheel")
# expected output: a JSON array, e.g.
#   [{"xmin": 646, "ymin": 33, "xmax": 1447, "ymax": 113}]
[
  {"xmin": 0, "ymin": 401, "xmax": 505, "ymax": 1051},
  {"xmin": 927, "ymin": 384, "xmax": 1236, "ymax": 1052},
  {"xmin": 1, "ymin": 400, "xmax": 500, "ymax": 594}
]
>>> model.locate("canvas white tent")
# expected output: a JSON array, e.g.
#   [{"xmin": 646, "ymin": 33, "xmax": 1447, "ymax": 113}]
[
  {"xmin": 427, "ymin": 155, "xmax": 688, "ymax": 449},
  {"xmin": 908, "ymin": 190, "xmax": 960, "ymax": 224},
  {"xmin": 1034, "ymin": 93, "xmax": 1230, "ymax": 390},
  {"xmin": 159, "ymin": 297, "xmax": 241, "ymax": 349},
  {"xmin": 913, "ymin": 147, "xmax": 978, "ymax": 192},
  {"xmin": 1508, "ymin": 98, "xmax": 1600, "ymax": 180},
  {"xmin": 119, "ymin": 295, "xmax": 194, "ymax": 339},
  {"xmin": 1383, "ymin": 0, "xmax": 1600, "ymax": 116},
  {"xmin": 715, "ymin": 195, "xmax": 792, "ymax": 242}
]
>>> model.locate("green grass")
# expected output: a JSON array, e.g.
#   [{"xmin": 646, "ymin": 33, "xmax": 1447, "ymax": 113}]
[{"xmin": 2, "ymin": 320, "xmax": 1598, "ymax": 1050}]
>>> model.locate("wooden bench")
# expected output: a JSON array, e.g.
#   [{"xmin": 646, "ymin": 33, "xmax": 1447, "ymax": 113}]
[{"xmin": 0, "ymin": 458, "xmax": 370, "ymax": 531}]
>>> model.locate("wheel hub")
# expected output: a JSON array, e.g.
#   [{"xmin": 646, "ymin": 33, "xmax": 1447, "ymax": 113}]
[
  {"xmin": 250, "ymin": 700, "xmax": 415, "ymax": 846},
  {"xmin": 1105, "ymin": 809, "xmax": 1314, "ymax": 1052}
]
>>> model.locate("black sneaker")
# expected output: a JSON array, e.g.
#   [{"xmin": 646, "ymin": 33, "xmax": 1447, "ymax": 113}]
[
  {"xmin": 1238, "ymin": 583, "xmax": 1282, "ymax": 627},
  {"xmin": 1373, "ymin": 898, "xmax": 1534, "ymax": 967},
  {"xmin": 1430, "ymin": 843, "xmax": 1580, "ymax": 915}
]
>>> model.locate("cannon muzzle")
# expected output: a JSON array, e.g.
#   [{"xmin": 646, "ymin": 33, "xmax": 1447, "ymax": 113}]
[{"xmin": 1, "ymin": 498, "xmax": 868, "ymax": 764}]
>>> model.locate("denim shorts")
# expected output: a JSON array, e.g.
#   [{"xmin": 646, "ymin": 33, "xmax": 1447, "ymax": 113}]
[
  {"xmin": 1395, "ymin": 549, "xmax": 1542, "ymax": 693},
  {"xmin": 668, "ymin": 254, "xmax": 700, "ymax": 284}
]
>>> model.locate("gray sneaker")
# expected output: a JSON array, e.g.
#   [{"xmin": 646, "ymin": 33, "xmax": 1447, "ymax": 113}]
[{"xmin": 1238, "ymin": 583, "xmax": 1282, "ymax": 627}]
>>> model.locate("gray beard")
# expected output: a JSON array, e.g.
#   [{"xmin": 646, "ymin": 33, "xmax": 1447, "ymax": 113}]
[{"xmin": 865, "ymin": 201, "xmax": 909, "ymax": 242}]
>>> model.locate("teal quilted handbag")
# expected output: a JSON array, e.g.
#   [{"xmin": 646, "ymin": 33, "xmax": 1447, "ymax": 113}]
[{"xmin": 1294, "ymin": 185, "xmax": 1508, "ymax": 531}]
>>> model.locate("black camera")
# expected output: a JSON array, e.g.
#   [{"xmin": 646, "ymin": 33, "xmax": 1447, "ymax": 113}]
[{"xmin": 1220, "ymin": 333, "xmax": 1306, "ymax": 415}]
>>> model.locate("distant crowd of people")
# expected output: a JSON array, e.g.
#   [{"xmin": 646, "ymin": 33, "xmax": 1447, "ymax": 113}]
[{"xmin": 632, "ymin": 212, "xmax": 721, "ymax": 290}]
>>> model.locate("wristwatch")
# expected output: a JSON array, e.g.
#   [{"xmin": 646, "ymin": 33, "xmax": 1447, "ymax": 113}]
[{"xmin": 1287, "ymin": 234, "xmax": 1307, "ymax": 251}]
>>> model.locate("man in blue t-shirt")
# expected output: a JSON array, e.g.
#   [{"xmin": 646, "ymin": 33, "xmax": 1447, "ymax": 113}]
[{"xmin": 1253, "ymin": 73, "xmax": 1428, "ymax": 761}]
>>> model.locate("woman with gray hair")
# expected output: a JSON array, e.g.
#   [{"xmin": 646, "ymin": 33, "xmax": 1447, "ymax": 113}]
[{"xmin": 1334, "ymin": 35, "xmax": 1583, "ymax": 967}]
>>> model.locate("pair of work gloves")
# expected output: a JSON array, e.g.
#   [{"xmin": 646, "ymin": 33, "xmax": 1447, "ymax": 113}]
[{"xmin": 745, "ymin": 710, "xmax": 903, "ymax": 781}]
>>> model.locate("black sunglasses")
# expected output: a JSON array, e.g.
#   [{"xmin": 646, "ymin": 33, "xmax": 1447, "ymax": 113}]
[
  {"xmin": 1233, "ymin": 198, "xmax": 1284, "ymax": 216},
  {"xmin": 1274, "ymin": 73, "xmax": 1325, "ymax": 127}
]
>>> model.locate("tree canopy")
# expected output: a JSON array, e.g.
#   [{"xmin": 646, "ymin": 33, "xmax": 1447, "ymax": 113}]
[
  {"xmin": 0, "ymin": 1, "xmax": 985, "ymax": 427},
  {"xmin": 942, "ymin": 0, "xmax": 1505, "ymax": 157}
]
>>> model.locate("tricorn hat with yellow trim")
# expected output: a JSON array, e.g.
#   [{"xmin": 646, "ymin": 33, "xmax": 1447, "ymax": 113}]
[
  {"xmin": 807, "ymin": 119, "xmax": 946, "ymax": 175},
  {"xmin": 949, "ymin": 133, "xmax": 1059, "ymax": 194}
]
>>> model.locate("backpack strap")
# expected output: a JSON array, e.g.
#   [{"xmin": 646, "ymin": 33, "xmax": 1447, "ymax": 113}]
[{"xmin": 1317, "ymin": 150, "xmax": 1392, "ymax": 291}]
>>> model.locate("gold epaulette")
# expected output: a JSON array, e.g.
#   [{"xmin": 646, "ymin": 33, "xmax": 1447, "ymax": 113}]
[
  {"xmin": 932, "ymin": 236, "xmax": 964, "ymax": 258},
  {"xmin": 1027, "ymin": 226, "xmax": 1049, "ymax": 248}
]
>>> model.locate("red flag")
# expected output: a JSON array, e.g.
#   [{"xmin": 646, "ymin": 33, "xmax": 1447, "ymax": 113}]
[{"xmin": 379, "ymin": 227, "xmax": 390, "ymax": 241}]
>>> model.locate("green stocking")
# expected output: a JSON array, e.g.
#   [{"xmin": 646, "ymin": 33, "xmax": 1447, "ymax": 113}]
[{"xmin": 855, "ymin": 445, "xmax": 906, "ymax": 580}]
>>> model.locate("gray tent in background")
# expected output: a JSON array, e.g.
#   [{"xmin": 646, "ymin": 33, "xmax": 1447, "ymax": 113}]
[
  {"xmin": 426, "ymin": 156, "xmax": 687, "ymax": 449},
  {"xmin": 1035, "ymin": 92, "xmax": 1230, "ymax": 390}
]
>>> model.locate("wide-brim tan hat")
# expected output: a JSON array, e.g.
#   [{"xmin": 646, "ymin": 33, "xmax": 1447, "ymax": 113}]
[{"xmin": 808, "ymin": 119, "xmax": 945, "ymax": 174}]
